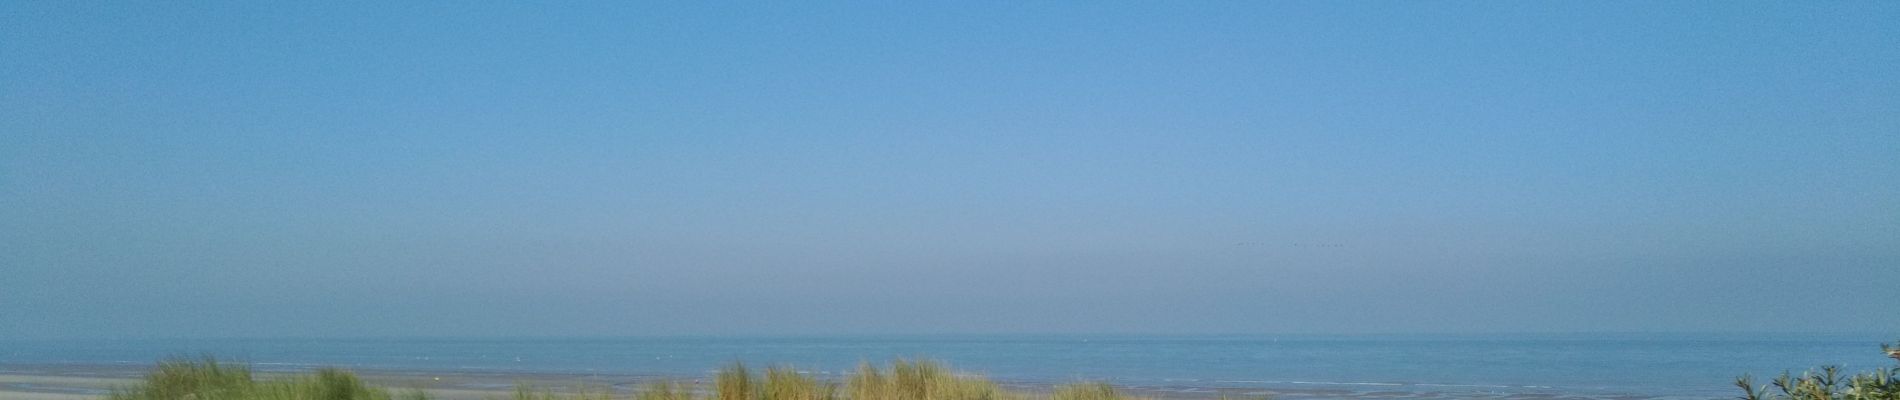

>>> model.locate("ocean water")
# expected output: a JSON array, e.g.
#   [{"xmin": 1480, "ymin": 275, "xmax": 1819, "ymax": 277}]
[{"xmin": 2, "ymin": 334, "xmax": 1893, "ymax": 399}]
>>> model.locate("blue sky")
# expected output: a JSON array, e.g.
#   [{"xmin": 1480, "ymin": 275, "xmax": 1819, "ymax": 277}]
[{"xmin": 3, "ymin": 1, "xmax": 1896, "ymax": 338}]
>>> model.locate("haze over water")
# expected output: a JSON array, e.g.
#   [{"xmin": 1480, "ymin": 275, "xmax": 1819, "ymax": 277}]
[{"xmin": 2, "ymin": 3, "xmax": 1897, "ymax": 398}]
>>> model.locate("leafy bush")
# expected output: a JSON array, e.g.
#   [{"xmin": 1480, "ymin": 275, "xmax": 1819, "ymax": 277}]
[{"xmin": 1737, "ymin": 340, "xmax": 1900, "ymax": 400}]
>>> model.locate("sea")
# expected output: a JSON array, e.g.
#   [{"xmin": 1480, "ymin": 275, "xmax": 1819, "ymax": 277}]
[{"xmin": 2, "ymin": 334, "xmax": 1893, "ymax": 400}]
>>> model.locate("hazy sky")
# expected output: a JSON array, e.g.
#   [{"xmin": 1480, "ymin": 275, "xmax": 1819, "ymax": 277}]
[{"xmin": 3, "ymin": 2, "xmax": 1896, "ymax": 339}]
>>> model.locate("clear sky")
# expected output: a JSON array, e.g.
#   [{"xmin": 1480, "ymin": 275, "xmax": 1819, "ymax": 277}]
[{"xmin": 3, "ymin": 2, "xmax": 1896, "ymax": 339}]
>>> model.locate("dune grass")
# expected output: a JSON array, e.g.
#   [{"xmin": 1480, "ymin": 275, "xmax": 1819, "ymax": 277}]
[
  {"xmin": 105, "ymin": 356, "xmax": 423, "ymax": 400},
  {"xmin": 101, "ymin": 358, "xmax": 1221, "ymax": 400},
  {"xmin": 101, "ymin": 339, "xmax": 1900, "ymax": 400},
  {"xmin": 1051, "ymin": 383, "xmax": 1124, "ymax": 400},
  {"xmin": 845, "ymin": 359, "xmax": 1008, "ymax": 400},
  {"xmin": 634, "ymin": 381, "xmax": 695, "ymax": 400}
]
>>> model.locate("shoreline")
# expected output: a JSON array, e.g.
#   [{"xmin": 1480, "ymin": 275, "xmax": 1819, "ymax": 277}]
[{"xmin": 0, "ymin": 362, "xmax": 1677, "ymax": 400}]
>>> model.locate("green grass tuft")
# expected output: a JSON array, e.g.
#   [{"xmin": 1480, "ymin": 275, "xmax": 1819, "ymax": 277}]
[
  {"xmin": 763, "ymin": 366, "xmax": 836, "ymax": 400},
  {"xmin": 846, "ymin": 359, "xmax": 1008, "ymax": 400},
  {"xmin": 715, "ymin": 362, "xmax": 756, "ymax": 400},
  {"xmin": 636, "ymin": 380, "xmax": 697, "ymax": 400}
]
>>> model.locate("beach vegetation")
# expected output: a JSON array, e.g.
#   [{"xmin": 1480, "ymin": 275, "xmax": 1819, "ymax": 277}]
[
  {"xmin": 762, "ymin": 365, "xmax": 837, "ymax": 400},
  {"xmin": 514, "ymin": 385, "xmax": 614, "ymax": 400},
  {"xmin": 1737, "ymin": 340, "xmax": 1900, "ymax": 400},
  {"xmin": 845, "ymin": 359, "xmax": 1006, "ymax": 400},
  {"xmin": 107, "ymin": 356, "xmax": 400, "ymax": 400},
  {"xmin": 1051, "ymin": 382, "xmax": 1122, "ymax": 400},
  {"xmin": 714, "ymin": 362, "xmax": 756, "ymax": 400},
  {"xmin": 636, "ymin": 381, "xmax": 696, "ymax": 400},
  {"xmin": 102, "ymin": 357, "xmax": 1229, "ymax": 400}
]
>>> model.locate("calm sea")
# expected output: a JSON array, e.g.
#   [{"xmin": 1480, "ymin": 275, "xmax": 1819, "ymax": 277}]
[{"xmin": 3, "ymin": 334, "xmax": 1893, "ymax": 399}]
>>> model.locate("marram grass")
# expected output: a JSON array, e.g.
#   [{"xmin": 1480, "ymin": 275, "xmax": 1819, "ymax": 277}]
[
  {"xmin": 635, "ymin": 380, "xmax": 695, "ymax": 400},
  {"xmin": 846, "ymin": 359, "xmax": 1007, "ymax": 400},
  {"xmin": 1051, "ymin": 383, "xmax": 1124, "ymax": 400},
  {"xmin": 106, "ymin": 356, "xmax": 426, "ymax": 400},
  {"xmin": 99, "ymin": 339, "xmax": 1900, "ymax": 400},
  {"xmin": 96, "ymin": 356, "xmax": 1255, "ymax": 400}
]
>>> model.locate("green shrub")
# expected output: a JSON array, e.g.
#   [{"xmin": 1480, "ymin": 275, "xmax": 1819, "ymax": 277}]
[{"xmin": 1738, "ymin": 340, "xmax": 1900, "ymax": 400}]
